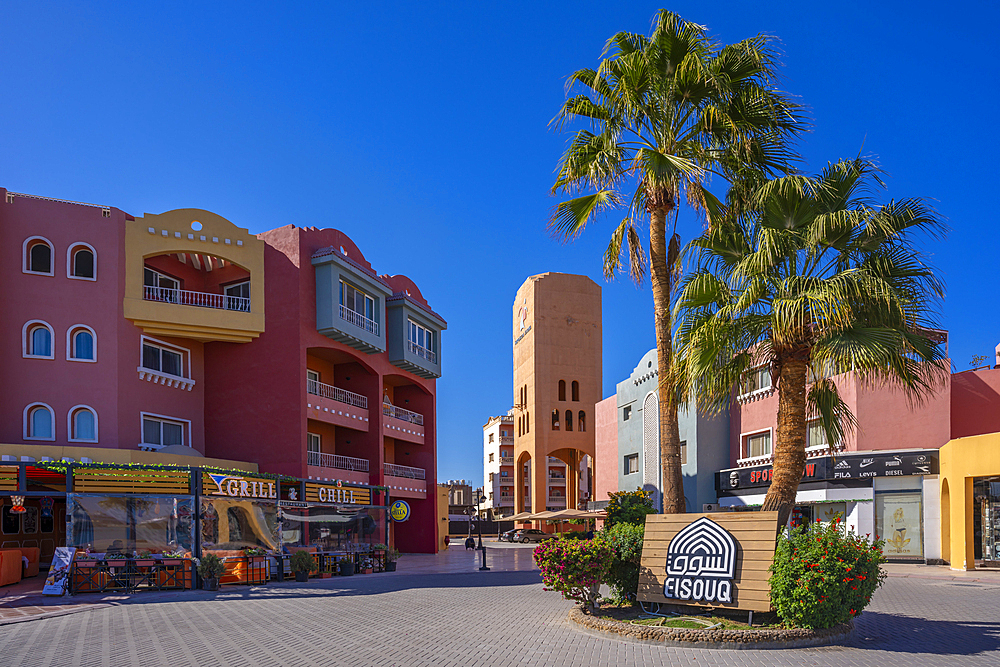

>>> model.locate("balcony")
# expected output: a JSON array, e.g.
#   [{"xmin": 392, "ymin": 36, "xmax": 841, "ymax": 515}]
[
  {"xmin": 383, "ymin": 462, "xmax": 427, "ymax": 499},
  {"xmin": 500, "ymin": 456, "xmax": 514, "ymax": 465},
  {"xmin": 306, "ymin": 379, "xmax": 369, "ymax": 431},
  {"xmin": 499, "ymin": 436, "xmax": 513, "ymax": 445},
  {"xmin": 313, "ymin": 247, "xmax": 389, "ymax": 354},
  {"xmin": 340, "ymin": 304, "xmax": 379, "ymax": 335},
  {"xmin": 386, "ymin": 294, "xmax": 446, "ymax": 380},
  {"xmin": 308, "ymin": 452, "xmax": 369, "ymax": 472},
  {"xmin": 498, "ymin": 498, "xmax": 514, "ymax": 506},
  {"xmin": 382, "ymin": 402, "xmax": 425, "ymax": 445},
  {"xmin": 124, "ymin": 209, "xmax": 265, "ymax": 343}
]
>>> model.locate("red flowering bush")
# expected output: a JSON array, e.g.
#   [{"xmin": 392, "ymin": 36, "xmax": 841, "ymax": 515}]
[
  {"xmin": 769, "ymin": 516, "xmax": 887, "ymax": 629},
  {"xmin": 533, "ymin": 537, "xmax": 612, "ymax": 612}
]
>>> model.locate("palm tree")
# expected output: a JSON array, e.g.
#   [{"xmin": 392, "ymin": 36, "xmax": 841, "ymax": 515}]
[
  {"xmin": 548, "ymin": 10, "xmax": 804, "ymax": 513},
  {"xmin": 675, "ymin": 157, "xmax": 948, "ymax": 526}
]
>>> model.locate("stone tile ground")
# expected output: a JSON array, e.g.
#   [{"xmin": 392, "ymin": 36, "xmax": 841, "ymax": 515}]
[{"xmin": 0, "ymin": 545, "xmax": 998, "ymax": 666}]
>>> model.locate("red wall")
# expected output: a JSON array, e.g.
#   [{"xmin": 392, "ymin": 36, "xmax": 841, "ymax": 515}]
[
  {"xmin": 951, "ymin": 368, "xmax": 1000, "ymax": 439},
  {"xmin": 593, "ymin": 395, "xmax": 617, "ymax": 502}
]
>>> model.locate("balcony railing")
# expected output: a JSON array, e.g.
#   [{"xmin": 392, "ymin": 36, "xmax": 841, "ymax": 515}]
[
  {"xmin": 340, "ymin": 304, "xmax": 379, "ymax": 335},
  {"xmin": 144, "ymin": 285, "xmax": 250, "ymax": 312},
  {"xmin": 407, "ymin": 340, "xmax": 437, "ymax": 364},
  {"xmin": 499, "ymin": 436, "xmax": 513, "ymax": 444},
  {"xmin": 383, "ymin": 463, "xmax": 426, "ymax": 480},
  {"xmin": 500, "ymin": 456, "xmax": 514, "ymax": 465},
  {"xmin": 383, "ymin": 403, "xmax": 424, "ymax": 426},
  {"xmin": 307, "ymin": 451, "xmax": 370, "ymax": 472},
  {"xmin": 307, "ymin": 379, "xmax": 368, "ymax": 409}
]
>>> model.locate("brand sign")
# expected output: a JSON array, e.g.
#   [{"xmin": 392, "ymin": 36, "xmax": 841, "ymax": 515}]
[
  {"xmin": 390, "ymin": 500, "xmax": 410, "ymax": 522},
  {"xmin": 305, "ymin": 482, "xmax": 372, "ymax": 506},
  {"xmin": 318, "ymin": 486, "xmax": 355, "ymax": 504},
  {"xmin": 663, "ymin": 517, "xmax": 736, "ymax": 604},
  {"xmin": 638, "ymin": 512, "xmax": 779, "ymax": 612},
  {"xmin": 719, "ymin": 450, "xmax": 939, "ymax": 490},
  {"xmin": 204, "ymin": 473, "xmax": 277, "ymax": 499}
]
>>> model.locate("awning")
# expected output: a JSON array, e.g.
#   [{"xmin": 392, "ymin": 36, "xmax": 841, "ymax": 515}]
[{"xmin": 504, "ymin": 511, "xmax": 535, "ymax": 522}]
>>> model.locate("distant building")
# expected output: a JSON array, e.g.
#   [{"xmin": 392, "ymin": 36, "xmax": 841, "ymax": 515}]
[{"xmin": 482, "ymin": 414, "xmax": 515, "ymax": 517}]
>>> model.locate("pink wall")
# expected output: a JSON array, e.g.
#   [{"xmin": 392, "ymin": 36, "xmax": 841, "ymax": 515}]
[
  {"xmin": 951, "ymin": 368, "xmax": 1000, "ymax": 439},
  {"xmin": 854, "ymin": 373, "xmax": 951, "ymax": 451},
  {"xmin": 593, "ymin": 395, "xmax": 617, "ymax": 502}
]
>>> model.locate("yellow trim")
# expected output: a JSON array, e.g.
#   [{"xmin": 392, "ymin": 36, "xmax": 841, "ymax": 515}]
[
  {"xmin": 124, "ymin": 209, "xmax": 265, "ymax": 343},
  {"xmin": 0, "ymin": 443, "xmax": 258, "ymax": 472},
  {"xmin": 939, "ymin": 432, "xmax": 1000, "ymax": 570}
]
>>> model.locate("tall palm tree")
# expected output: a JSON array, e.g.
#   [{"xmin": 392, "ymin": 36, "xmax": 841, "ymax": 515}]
[
  {"xmin": 675, "ymin": 157, "xmax": 948, "ymax": 526},
  {"xmin": 548, "ymin": 10, "xmax": 804, "ymax": 513}
]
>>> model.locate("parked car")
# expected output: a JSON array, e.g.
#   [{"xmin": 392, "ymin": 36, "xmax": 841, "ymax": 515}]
[
  {"xmin": 513, "ymin": 529, "xmax": 552, "ymax": 544},
  {"xmin": 499, "ymin": 529, "xmax": 518, "ymax": 542}
]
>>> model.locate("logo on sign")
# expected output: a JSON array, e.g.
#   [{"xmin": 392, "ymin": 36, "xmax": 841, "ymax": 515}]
[
  {"xmin": 663, "ymin": 518, "xmax": 736, "ymax": 604},
  {"xmin": 860, "ymin": 458, "xmax": 875, "ymax": 468},
  {"xmin": 834, "ymin": 460, "xmax": 851, "ymax": 470},
  {"xmin": 207, "ymin": 474, "xmax": 276, "ymax": 499},
  {"xmin": 390, "ymin": 500, "xmax": 410, "ymax": 522},
  {"xmin": 318, "ymin": 486, "xmax": 355, "ymax": 504}
]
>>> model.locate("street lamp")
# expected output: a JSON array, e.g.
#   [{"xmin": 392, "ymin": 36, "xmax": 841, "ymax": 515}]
[{"xmin": 475, "ymin": 493, "xmax": 490, "ymax": 571}]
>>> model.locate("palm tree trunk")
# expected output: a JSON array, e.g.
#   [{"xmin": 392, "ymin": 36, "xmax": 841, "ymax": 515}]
[
  {"xmin": 649, "ymin": 205, "xmax": 685, "ymax": 514},
  {"xmin": 761, "ymin": 356, "xmax": 808, "ymax": 528}
]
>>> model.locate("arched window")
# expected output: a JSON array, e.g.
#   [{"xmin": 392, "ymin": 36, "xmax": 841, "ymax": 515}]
[
  {"xmin": 565, "ymin": 410, "xmax": 573, "ymax": 432},
  {"xmin": 572, "ymin": 381, "xmax": 580, "ymax": 402},
  {"xmin": 23, "ymin": 237, "xmax": 54, "ymax": 275},
  {"xmin": 24, "ymin": 403, "xmax": 54, "ymax": 440},
  {"xmin": 578, "ymin": 411, "xmax": 586, "ymax": 432},
  {"xmin": 68, "ymin": 326, "xmax": 96, "ymax": 361},
  {"xmin": 551, "ymin": 410, "xmax": 560, "ymax": 431},
  {"xmin": 558, "ymin": 380, "xmax": 566, "ymax": 401},
  {"xmin": 24, "ymin": 321, "xmax": 54, "ymax": 358},
  {"xmin": 526, "ymin": 412, "xmax": 529, "ymax": 433},
  {"xmin": 68, "ymin": 243, "xmax": 96, "ymax": 280},
  {"xmin": 69, "ymin": 406, "xmax": 98, "ymax": 442}
]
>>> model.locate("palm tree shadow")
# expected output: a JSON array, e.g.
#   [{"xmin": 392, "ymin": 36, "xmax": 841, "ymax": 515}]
[{"xmin": 847, "ymin": 611, "xmax": 1000, "ymax": 656}]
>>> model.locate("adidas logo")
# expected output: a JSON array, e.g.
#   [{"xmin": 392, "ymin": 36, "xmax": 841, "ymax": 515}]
[{"xmin": 834, "ymin": 460, "xmax": 851, "ymax": 470}]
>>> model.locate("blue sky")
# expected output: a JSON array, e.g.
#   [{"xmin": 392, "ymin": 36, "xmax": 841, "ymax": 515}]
[{"xmin": 2, "ymin": 2, "xmax": 998, "ymax": 486}]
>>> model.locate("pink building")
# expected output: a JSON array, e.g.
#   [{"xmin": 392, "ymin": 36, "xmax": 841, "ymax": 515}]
[{"xmin": 593, "ymin": 395, "xmax": 618, "ymax": 503}]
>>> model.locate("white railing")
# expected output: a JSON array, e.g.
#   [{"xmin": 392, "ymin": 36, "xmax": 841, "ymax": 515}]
[
  {"xmin": 407, "ymin": 340, "xmax": 437, "ymax": 364},
  {"xmin": 383, "ymin": 403, "xmax": 424, "ymax": 426},
  {"xmin": 340, "ymin": 304, "xmax": 379, "ymax": 335},
  {"xmin": 499, "ymin": 436, "xmax": 513, "ymax": 444},
  {"xmin": 383, "ymin": 463, "xmax": 426, "ymax": 480},
  {"xmin": 307, "ymin": 379, "xmax": 368, "ymax": 409},
  {"xmin": 307, "ymin": 452, "xmax": 370, "ymax": 472},
  {"xmin": 144, "ymin": 285, "xmax": 250, "ymax": 312},
  {"xmin": 500, "ymin": 456, "xmax": 514, "ymax": 464}
]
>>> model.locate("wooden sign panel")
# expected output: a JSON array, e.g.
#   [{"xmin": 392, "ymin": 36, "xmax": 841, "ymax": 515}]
[
  {"xmin": 304, "ymin": 482, "xmax": 372, "ymax": 506},
  {"xmin": 637, "ymin": 512, "xmax": 779, "ymax": 613}
]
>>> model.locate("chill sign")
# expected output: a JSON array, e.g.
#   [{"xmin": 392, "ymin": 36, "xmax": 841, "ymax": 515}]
[{"xmin": 637, "ymin": 512, "xmax": 780, "ymax": 613}]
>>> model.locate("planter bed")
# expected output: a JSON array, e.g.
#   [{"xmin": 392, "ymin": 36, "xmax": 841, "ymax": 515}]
[{"xmin": 569, "ymin": 606, "xmax": 853, "ymax": 649}]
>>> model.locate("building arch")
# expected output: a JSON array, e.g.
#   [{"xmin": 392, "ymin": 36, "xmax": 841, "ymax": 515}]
[
  {"xmin": 642, "ymin": 390, "xmax": 660, "ymax": 510},
  {"xmin": 23, "ymin": 320, "xmax": 55, "ymax": 359},
  {"xmin": 67, "ymin": 242, "xmax": 97, "ymax": 280},
  {"xmin": 558, "ymin": 380, "xmax": 566, "ymax": 401},
  {"xmin": 23, "ymin": 236, "xmax": 54, "ymax": 275},
  {"xmin": 67, "ymin": 324, "xmax": 97, "ymax": 362},
  {"xmin": 572, "ymin": 381, "xmax": 579, "ymax": 402},
  {"xmin": 578, "ymin": 411, "xmax": 586, "ymax": 432},
  {"xmin": 565, "ymin": 410, "xmax": 573, "ymax": 432},
  {"xmin": 68, "ymin": 404, "xmax": 99, "ymax": 442},
  {"xmin": 24, "ymin": 402, "xmax": 56, "ymax": 441}
]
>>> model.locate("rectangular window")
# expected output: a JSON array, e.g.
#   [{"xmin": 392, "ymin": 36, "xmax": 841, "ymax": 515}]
[
  {"xmin": 307, "ymin": 433, "xmax": 321, "ymax": 453},
  {"xmin": 501, "ymin": 471, "xmax": 508, "ymax": 477},
  {"xmin": 489, "ymin": 473, "xmax": 495, "ymax": 482},
  {"xmin": 680, "ymin": 440, "xmax": 687, "ymax": 465},
  {"xmin": 875, "ymin": 491, "xmax": 924, "ymax": 559},
  {"xmin": 744, "ymin": 431, "xmax": 772, "ymax": 459},
  {"xmin": 623, "ymin": 406, "xmax": 632, "ymax": 421},
  {"xmin": 489, "ymin": 434, "xmax": 494, "ymax": 443},
  {"xmin": 807, "ymin": 419, "xmax": 831, "ymax": 449},
  {"xmin": 143, "ymin": 267, "xmax": 180, "ymax": 303},
  {"xmin": 408, "ymin": 320, "xmax": 435, "ymax": 352},
  {"xmin": 740, "ymin": 366, "xmax": 772, "ymax": 396},
  {"xmin": 224, "ymin": 280, "xmax": 251, "ymax": 311},
  {"xmin": 340, "ymin": 280, "xmax": 375, "ymax": 320},
  {"xmin": 624, "ymin": 453, "xmax": 639, "ymax": 475},
  {"xmin": 141, "ymin": 339, "xmax": 186, "ymax": 378},
  {"xmin": 141, "ymin": 415, "xmax": 185, "ymax": 448},
  {"xmin": 489, "ymin": 453, "xmax": 494, "ymax": 462}
]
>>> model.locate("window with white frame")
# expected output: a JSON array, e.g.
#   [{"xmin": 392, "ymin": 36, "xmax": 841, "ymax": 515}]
[
  {"xmin": 69, "ymin": 406, "xmax": 98, "ymax": 442},
  {"xmin": 807, "ymin": 419, "xmax": 835, "ymax": 449},
  {"xmin": 223, "ymin": 280, "xmax": 250, "ymax": 312},
  {"xmin": 68, "ymin": 243, "xmax": 96, "ymax": 280},
  {"xmin": 307, "ymin": 433, "xmax": 321, "ymax": 453},
  {"xmin": 141, "ymin": 415, "xmax": 185, "ymax": 448},
  {"xmin": 24, "ymin": 403, "xmax": 55, "ymax": 440},
  {"xmin": 680, "ymin": 440, "xmax": 687, "ymax": 465},
  {"xmin": 340, "ymin": 280, "xmax": 375, "ymax": 320},
  {"xmin": 408, "ymin": 319, "xmax": 436, "ymax": 361},
  {"xmin": 143, "ymin": 267, "xmax": 180, "ymax": 302},
  {"xmin": 141, "ymin": 338, "xmax": 187, "ymax": 378},
  {"xmin": 68, "ymin": 326, "xmax": 96, "ymax": 361},
  {"xmin": 740, "ymin": 366, "xmax": 772, "ymax": 397},
  {"xmin": 624, "ymin": 453, "xmax": 639, "ymax": 475},
  {"xmin": 744, "ymin": 431, "xmax": 772, "ymax": 459},
  {"xmin": 23, "ymin": 237, "xmax": 54, "ymax": 275},
  {"xmin": 23, "ymin": 321, "xmax": 54, "ymax": 359}
]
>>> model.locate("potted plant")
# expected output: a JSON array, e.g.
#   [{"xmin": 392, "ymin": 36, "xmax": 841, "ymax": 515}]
[
  {"xmin": 384, "ymin": 547, "xmax": 400, "ymax": 572},
  {"xmin": 372, "ymin": 543, "xmax": 387, "ymax": 555},
  {"xmin": 198, "ymin": 553, "xmax": 225, "ymax": 591},
  {"xmin": 360, "ymin": 557, "xmax": 374, "ymax": 574},
  {"xmin": 135, "ymin": 550, "xmax": 156, "ymax": 567},
  {"xmin": 339, "ymin": 557, "xmax": 355, "ymax": 577},
  {"xmin": 290, "ymin": 551, "xmax": 314, "ymax": 583},
  {"xmin": 161, "ymin": 549, "xmax": 186, "ymax": 565}
]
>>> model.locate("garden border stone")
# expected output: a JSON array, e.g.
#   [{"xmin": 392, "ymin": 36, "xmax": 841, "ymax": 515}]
[{"xmin": 568, "ymin": 607, "xmax": 854, "ymax": 649}]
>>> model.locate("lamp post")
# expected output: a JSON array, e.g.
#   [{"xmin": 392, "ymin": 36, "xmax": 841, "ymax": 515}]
[{"xmin": 475, "ymin": 493, "xmax": 489, "ymax": 571}]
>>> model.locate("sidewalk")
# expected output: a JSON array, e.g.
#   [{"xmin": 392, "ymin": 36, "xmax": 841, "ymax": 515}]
[{"xmin": 883, "ymin": 562, "xmax": 1000, "ymax": 581}]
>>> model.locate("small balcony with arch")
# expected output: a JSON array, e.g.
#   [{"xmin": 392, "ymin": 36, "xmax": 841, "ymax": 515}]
[{"xmin": 124, "ymin": 210, "xmax": 265, "ymax": 343}]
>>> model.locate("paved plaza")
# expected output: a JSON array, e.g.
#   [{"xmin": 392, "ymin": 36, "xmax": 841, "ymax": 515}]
[{"xmin": 1, "ymin": 544, "xmax": 999, "ymax": 666}]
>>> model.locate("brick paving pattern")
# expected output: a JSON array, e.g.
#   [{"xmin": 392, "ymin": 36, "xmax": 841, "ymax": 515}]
[{"xmin": 0, "ymin": 546, "xmax": 998, "ymax": 666}]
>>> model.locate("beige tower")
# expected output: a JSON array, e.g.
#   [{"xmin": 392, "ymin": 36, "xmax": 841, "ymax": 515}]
[{"xmin": 512, "ymin": 273, "xmax": 601, "ymax": 519}]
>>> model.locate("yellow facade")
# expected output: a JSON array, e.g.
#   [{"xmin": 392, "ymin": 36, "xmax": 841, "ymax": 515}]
[
  {"xmin": 437, "ymin": 484, "xmax": 450, "ymax": 550},
  {"xmin": 124, "ymin": 208, "xmax": 265, "ymax": 343},
  {"xmin": 939, "ymin": 432, "xmax": 1000, "ymax": 570}
]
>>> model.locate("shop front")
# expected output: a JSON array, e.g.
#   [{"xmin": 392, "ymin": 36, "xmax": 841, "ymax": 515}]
[
  {"xmin": 717, "ymin": 449, "xmax": 941, "ymax": 563},
  {"xmin": 939, "ymin": 432, "xmax": 1000, "ymax": 570}
]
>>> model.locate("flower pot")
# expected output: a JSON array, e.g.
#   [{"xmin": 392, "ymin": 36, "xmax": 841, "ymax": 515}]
[
  {"xmin": 202, "ymin": 577, "xmax": 220, "ymax": 591},
  {"xmin": 339, "ymin": 561, "xmax": 355, "ymax": 576},
  {"xmin": 363, "ymin": 568, "xmax": 373, "ymax": 575},
  {"xmin": 294, "ymin": 571, "xmax": 309, "ymax": 582},
  {"xmin": 385, "ymin": 562, "xmax": 397, "ymax": 572}
]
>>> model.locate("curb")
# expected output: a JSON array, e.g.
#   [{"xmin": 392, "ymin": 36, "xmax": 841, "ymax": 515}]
[{"xmin": 568, "ymin": 608, "xmax": 853, "ymax": 650}]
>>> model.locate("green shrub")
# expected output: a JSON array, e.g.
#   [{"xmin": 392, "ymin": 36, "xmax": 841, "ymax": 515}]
[
  {"xmin": 769, "ymin": 516, "xmax": 887, "ymax": 629},
  {"xmin": 562, "ymin": 530, "xmax": 589, "ymax": 540},
  {"xmin": 197, "ymin": 553, "xmax": 226, "ymax": 579},
  {"xmin": 289, "ymin": 551, "xmax": 315, "ymax": 574},
  {"xmin": 598, "ymin": 522, "xmax": 645, "ymax": 603},
  {"xmin": 533, "ymin": 537, "xmax": 612, "ymax": 611},
  {"xmin": 605, "ymin": 489, "xmax": 655, "ymax": 526}
]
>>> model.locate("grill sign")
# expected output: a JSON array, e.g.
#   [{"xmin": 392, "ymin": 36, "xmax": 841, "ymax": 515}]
[
  {"xmin": 206, "ymin": 473, "xmax": 277, "ymax": 499},
  {"xmin": 663, "ymin": 518, "xmax": 736, "ymax": 604}
]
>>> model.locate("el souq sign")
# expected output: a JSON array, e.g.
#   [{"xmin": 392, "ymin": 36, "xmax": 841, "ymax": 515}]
[{"xmin": 637, "ymin": 512, "xmax": 780, "ymax": 612}]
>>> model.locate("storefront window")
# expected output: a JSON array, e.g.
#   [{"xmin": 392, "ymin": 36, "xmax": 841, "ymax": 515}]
[
  {"xmin": 816, "ymin": 502, "xmax": 847, "ymax": 524},
  {"xmin": 200, "ymin": 497, "xmax": 278, "ymax": 552},
  {"xmin": 280, "ymin": 505, "xmax": 387, "ymax": 551},
  {"xmin": 974, "ymin": 478, "xmax": 1000, "ymax": 562},
  {"xmin": 875, "ymin": 492, "xmax": 923, "ymax": 559},
  {"xmin": 67, "ymin": 495, "xmax": 195, "ymax": 554}
]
